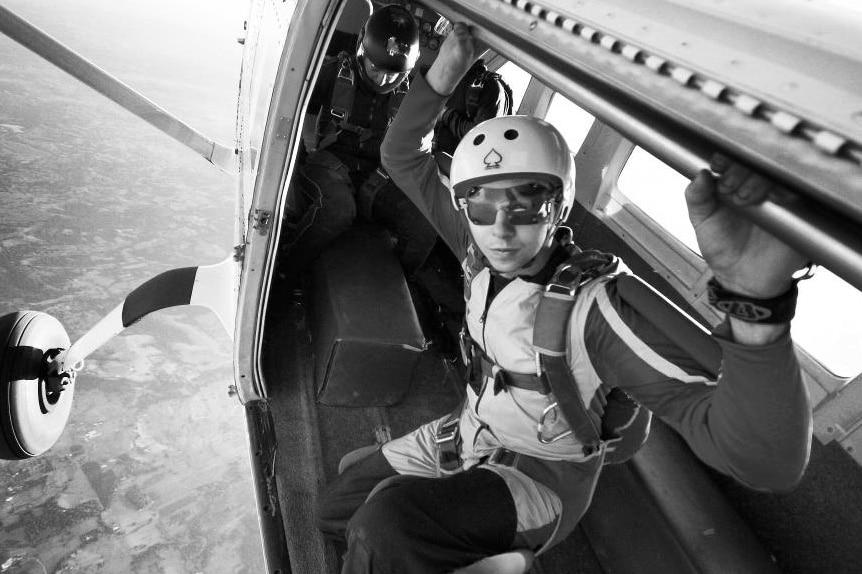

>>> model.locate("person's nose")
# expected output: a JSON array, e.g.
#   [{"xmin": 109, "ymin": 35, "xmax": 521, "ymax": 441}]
[{"xmin": 490, "ymin": 209, "xmax": 515, "ymax": 239}]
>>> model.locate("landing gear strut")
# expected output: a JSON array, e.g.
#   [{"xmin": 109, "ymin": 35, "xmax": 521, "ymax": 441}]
[{"xmin": 0, "ymin": 258, "xmax": 237, "ymax": 460}]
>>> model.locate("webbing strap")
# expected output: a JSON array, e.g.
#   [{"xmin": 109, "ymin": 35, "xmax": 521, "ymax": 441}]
[
  {"xmin": 389, "ymin": 79, "xmax": 408, "ymax": 120},
  {"xmin": 318, "ymin": 52, "xmax": 356, "ymax": 150},
  {"xmin": 465, "ymin": 68, "xmax": 487, "ymax": 119},
  {"xmin": 435, "ymin": 401, "xmax": 466, "ymax": 471},
  {"xmin": 329, "ymin": 52, "xmax": 354, "ymax": 122},
  {"xmin": 477, "ymin": 353, "xmax": 549, "ymax": 394},
  {"xmin": 319, "ymin": 53, "xmax": 408, "ymax": 152},
  {"xmin": 533, "ymin": 251, "xmax": 619, "ymax": 451}
]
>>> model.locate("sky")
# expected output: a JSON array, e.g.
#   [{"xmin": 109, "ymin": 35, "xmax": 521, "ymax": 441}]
[{"xmin": 2, "ymin": 0, "xmax": 247, "ymax": 144}]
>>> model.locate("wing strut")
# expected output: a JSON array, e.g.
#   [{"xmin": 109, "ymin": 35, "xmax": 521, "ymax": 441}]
[{"xmin": 0, "ymin": 5, "xmax": 236, "ymax": 173}]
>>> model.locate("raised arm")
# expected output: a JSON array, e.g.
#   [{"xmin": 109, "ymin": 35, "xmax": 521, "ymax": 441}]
[
  {"xmin": 685, "ymin": 155, "xmax": 809, "ymax": 344},
  {"xmin": 584, "ymin": 162, "xmax": 812, "ymax": 491},
  {"xmin": 586, "ymin": 278, "xmax": 811, "ymax": 492},
  {"xmin": 381, "ymin": 24, "xmax": 480, "ymax": 258}
]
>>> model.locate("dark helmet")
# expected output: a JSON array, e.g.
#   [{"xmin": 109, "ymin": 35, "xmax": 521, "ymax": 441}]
[{"xmin": 356, "ymin": 4, "xmax": 420, "ymax": 94}]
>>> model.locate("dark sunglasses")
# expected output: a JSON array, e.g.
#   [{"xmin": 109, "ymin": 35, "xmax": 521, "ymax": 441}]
[{"xmin": 461, "ymin": 183, "xmax": 558, "ymax": 226}]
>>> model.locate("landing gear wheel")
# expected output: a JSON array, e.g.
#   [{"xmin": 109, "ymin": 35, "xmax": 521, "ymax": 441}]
[{"xmin": 1, "ymin": 311, "xmax": 74, "ymax": 460}]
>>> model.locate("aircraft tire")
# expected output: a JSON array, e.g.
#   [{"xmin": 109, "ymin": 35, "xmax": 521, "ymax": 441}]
[{"xmin": 0, "ymin": 311, "xmax": 74, "ymax": 460}]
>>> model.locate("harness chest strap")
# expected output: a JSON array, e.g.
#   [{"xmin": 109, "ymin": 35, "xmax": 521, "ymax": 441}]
[
  {"xmin": 318, "ymin": 52, "xmax": 408, "ymax": 151},
  {"xmin": 461, "ymin": 332, "xmax": 549, "ymax": 395}
]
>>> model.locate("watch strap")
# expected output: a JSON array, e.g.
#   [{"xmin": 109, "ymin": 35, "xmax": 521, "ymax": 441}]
[{"xmin": 706, "ymin": 278, "xmax": 798, "ymax": 324}]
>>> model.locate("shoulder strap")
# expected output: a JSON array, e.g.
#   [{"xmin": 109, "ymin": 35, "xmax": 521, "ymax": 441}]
[
  {"xmin": 317, "ymin": 52, "xmax": 356, "ymax": 150},
  {"xmin": 329, "ymin": 51, "xmax": 355, "ymax": 122},
  {"xmin": 388, "ymin": 77, "xmax": 409, "ymax": 122},
  {"xmin": 533, "ymin": 250, "xmax": 619, "ymax": 454},
  {"xmin": 464, "ymin": 69, "xmax": 486, "ymax": 119}
]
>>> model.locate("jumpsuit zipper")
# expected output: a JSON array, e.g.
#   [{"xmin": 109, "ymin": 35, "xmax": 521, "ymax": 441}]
[{"xmin": 474, "ymin": 276, "xmax": 497, "ymax": 415}]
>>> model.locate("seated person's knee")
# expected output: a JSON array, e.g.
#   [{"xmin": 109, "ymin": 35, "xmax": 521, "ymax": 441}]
[{"xmin": 345, "ymin": 477, "xmax": 415, "ymax": 550}]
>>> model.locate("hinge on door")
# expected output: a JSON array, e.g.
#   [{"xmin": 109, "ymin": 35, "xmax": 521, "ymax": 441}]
[{"xmin": 252, "ymin": 209, "xmax": 272, "ymax": 235}]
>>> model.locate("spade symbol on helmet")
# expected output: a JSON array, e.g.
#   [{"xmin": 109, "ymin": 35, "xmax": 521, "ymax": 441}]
[{"xmin": 484, "ymin": 149, "xmax": 502, "ymax": 170}]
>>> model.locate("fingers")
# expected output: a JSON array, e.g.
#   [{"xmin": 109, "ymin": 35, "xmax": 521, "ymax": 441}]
[
  {"xmin": 710, "ymin": 153, "xmax": 774, "ymax": 206},
  {"xmin": 685, "ymin": 169, "xmax": 716, "ymax": 206},
  {"xmin": 448, "ymin": 22, "xmax": 476, "ymax": 50},
  {"xmin": 428, "ymin": 23, "xmax": 477, "ymax": 95},
  {"xmin": 684, "ymin": 169, "xmax": 718, "ymax": 225}
]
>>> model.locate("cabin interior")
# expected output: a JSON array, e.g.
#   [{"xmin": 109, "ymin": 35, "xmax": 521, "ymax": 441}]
[{"xmin": 254, "ymin": 1, "xmax": 862, "ymax": 572}]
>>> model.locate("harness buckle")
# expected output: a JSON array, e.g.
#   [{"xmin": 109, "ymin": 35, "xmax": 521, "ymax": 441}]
[
  {"xmin": 329, "ymin": 107, "xmax": 346, "ymax": 122},
  {"xmin": 337, "ymin": 58, "xmax": 353, "ymax": 82},
  {"xmin": 545, "ymin": 263, "xmax": 581, "ymax": 298},
  {"xmin": 435, "ymin": 417, "xmax": 462, "ymax": 471},
  {"xmin": 435, "ymin": 418, "xmax": 459, "ymax": 444}
]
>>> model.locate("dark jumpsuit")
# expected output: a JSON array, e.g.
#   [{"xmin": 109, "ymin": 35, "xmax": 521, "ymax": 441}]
[{"xmin": 283, "ymin": 54, "xmax": 437, "ymax": 276}]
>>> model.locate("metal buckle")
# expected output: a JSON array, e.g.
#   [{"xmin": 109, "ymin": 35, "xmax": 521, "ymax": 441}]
[
  {"xmin": 545, "ymin": 263, "xmax": 581, "ymax": 298},
  {"xmin": 330, "ymin": 107, "xmax": 346, "ymax": 121},
  {"xmin": 436, "ymin": 417, "xmax": 462, "ymax": 471},
  {"xmin": 337, "ymin": 60, "xmax": 352, "ymax": 81},
  {"xmin": 537, "ymin": 402, "xmax": 573, "ymax": 444},
  {"xmin": 435, "ymin": 418, "xmax": 459, "ymax": 445}
]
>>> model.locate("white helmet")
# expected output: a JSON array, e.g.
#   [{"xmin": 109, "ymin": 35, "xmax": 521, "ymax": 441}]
[{"xmin": 449, "ymin": 115, "xmax": 575, "ymax": 227}]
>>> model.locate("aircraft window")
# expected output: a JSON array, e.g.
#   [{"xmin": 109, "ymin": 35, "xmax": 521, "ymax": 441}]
[
  {"xmin": 544, "ymin": 93, "xmax": 595, "ymax": 153},
  {"xmin": 794, "ymin": 268, "xmax": 862, "ymax": 377},
  {"xmin": 496, "ymin": 61, "xmax": 530, "ymax": 112},
  {"xmin": 617, "ymin": 147, "xmax": 700, "ymax": 254},
  {"xmin": 619, "ymin": 147, "xmax": 862, "ymax": 377}
]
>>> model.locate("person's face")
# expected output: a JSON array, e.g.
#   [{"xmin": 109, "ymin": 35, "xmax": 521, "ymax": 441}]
[
  {"xmin": 362, "ymin": 58, "xmax": 401, "ymax": 88},
  {"xmin": 463, "ymin": 180, "xmax": 557, "ymax": 277}
]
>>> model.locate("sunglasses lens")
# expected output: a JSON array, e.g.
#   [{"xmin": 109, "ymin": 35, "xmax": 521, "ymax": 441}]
[
  {"xmin": 465, "ymin": 203, "xmax": 497, "ymax": 225},
  {"xmin": 464, "ymin": 184, "xmax": 557, "ymax": 226}
]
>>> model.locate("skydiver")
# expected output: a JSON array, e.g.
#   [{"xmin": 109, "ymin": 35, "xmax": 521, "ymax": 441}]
[
  {"xmin": 281, "ymin": 4, "xmax": 436, "ymax": 280},
  {"xmin": 317, "ymin": 22, "xmax": 813, "ymax": 573}
]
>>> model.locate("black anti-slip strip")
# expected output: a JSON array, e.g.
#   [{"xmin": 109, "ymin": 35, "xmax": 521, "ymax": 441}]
[{"xmin": 122, "ymin": 267, "xmax": 197, "ymax": 327}]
